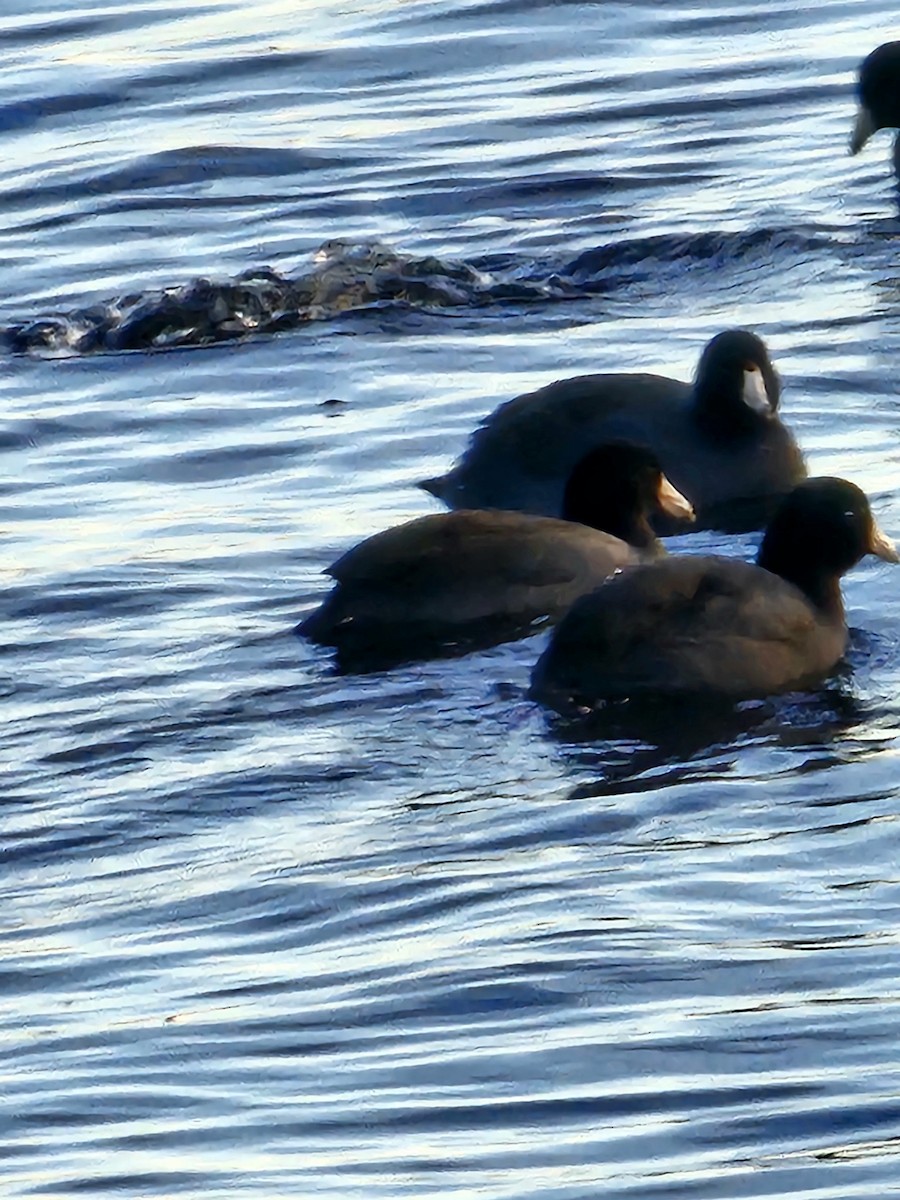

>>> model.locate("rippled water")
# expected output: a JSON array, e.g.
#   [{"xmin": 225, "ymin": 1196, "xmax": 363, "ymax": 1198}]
[{"xmin": 5, "ymin": 1, "xmax": 900, "ymax": 1196}]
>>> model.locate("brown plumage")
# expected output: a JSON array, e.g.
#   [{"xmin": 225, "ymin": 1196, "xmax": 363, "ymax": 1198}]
[
  {"xmin": 531, "ymin": 478, "xmax": 898, "ymax": 710},
  {"xmin": 299, "ymin": 443, "xmax": 693, "ymax": 670},
  {"xmin": 422, "ymin": 330, "xmax": 806, "ymax": 534}
]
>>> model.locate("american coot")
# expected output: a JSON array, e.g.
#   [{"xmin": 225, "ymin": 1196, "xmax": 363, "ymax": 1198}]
[
  {"xmin": 531, "ymin": 477, "xmax": 898, "ymax": 710},
  {"xmin": 850, "ymin": 42, "xmax": 900, "ymax": 179},
  {"xmin": 421, "ymin": 330, "xmax": 806, "ymax": 535},
  {"xmin": 299, "ymin": 442, "xmax": 694, "ymax": 670}
]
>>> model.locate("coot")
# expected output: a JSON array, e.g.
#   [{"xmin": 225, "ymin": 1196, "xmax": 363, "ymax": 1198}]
[
  {"xmin": 422, "ymin": 330, "xmax": 805, "ymax": 534},
  {"xmin": 531, "ymin": 477, "xmax": 897, "ymax": 710},
  {"xmin": 850, "ymin": 42, "xmax": 900, "ymax": 180},
  {"xmin": 300, "ymin": 442, "xmax": 694, "ymax": 669}
]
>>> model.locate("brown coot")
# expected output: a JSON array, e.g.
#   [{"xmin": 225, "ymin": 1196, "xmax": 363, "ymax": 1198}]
[
  {"xmin": 531, "ymin": 477, "xmax": 898, "ymax": 710},
  {"xmin": 299, "ymin": 442, "xmax": 694, "ymax": 669},
  {"xmin": 421, "ymin": 330, "xmax": 806, "ymax": 534}
]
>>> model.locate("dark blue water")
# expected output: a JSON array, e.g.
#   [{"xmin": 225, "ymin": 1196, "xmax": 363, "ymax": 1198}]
[{"xmin": 4, "ymin": 2, "xmax": 900, "ymax": 1196}]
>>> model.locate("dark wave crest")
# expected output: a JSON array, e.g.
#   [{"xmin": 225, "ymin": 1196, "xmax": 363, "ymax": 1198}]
[
  {"xmin": 563, "ymin": 225, "xmax": 837, "ymax": 279},
  {"xmin": 4, "ymin": 227, "xmax": 841, "ymax": 356}
]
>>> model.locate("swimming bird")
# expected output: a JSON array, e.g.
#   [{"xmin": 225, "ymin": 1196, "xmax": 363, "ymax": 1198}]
[
  {"xmin": 531, "ymin": 477, "xmax": 898, "ymax": 711},
  {"xmin": 850, "ymin": 41, "xmax": 900, "ymax": 179},
  {"xmin": 421, "ymin": 330, "xmax": 805, "ymax": 534},
  {"xmin": 299, "ymin": 442, "xmax": 694, "ymax": 670}
]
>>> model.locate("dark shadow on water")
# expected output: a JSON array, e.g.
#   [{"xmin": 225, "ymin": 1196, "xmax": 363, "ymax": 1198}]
[
  {"xmin": 540, "ymin": 680, "xmax": 866, "ymax": 766},
  {"xmin": 297, "ymin": 614, "xmax": 550, "ymax": 677}
]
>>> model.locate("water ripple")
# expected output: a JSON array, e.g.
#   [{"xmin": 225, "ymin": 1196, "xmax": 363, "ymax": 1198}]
[{"xmin": 3, "ymin": 1, "xmax": 900, "ymax": 1198}]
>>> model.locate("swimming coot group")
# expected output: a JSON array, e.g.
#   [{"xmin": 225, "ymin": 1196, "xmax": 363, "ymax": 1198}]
[{"xmin": 299, "ymin": 45, "xmax": 900, "ymax": 710}]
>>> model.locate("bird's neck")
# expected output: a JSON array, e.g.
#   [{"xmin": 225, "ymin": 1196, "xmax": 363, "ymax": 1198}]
[{"xmin": 757, "ymin": 543, "xmax": 844, "ymax": 620}]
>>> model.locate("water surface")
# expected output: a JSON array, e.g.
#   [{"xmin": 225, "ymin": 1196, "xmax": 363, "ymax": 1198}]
[{"xmin": 4, "ymin": 1, "xmax": 900, "ymax": 1197}]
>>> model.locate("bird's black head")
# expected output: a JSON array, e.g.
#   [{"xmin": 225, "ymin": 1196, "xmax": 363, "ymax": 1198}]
[
  {"xmin": 562, "ymin": 441, "xmax": 694, "ymax": 548},
  {"xmin": 852, "ymin": 42, "xmax": 900, "ymax": 153},
  {"xmin": 692, "ymin": 329, "xmax": 780, "ymax": 437},
  {"xmin": 757, "ymin": 477, "xmax": 898, "ymax": 611}
]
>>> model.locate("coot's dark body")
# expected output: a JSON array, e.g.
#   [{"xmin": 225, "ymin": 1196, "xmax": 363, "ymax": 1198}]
[
  {"xmin": 531, "ymin": 478, "xmax": 898, "ymax": 710},
  {"xmin": 300, "ymin": 444, "xmax": 693, "ymax": 670},
  {"xmin": 423, "ymin": 331, "xmax": 806, "ymax": 534}
]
